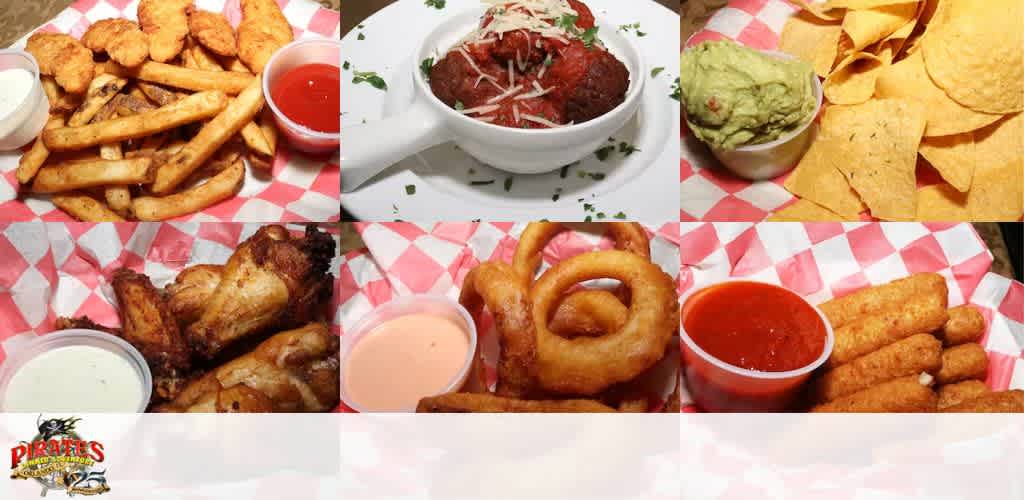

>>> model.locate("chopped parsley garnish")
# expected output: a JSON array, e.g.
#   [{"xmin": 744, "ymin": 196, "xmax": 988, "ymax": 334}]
[
  {"xmin": 589, "ymin": 172, "xmax": 606, "ymax": 180},
  {"xmin": 596, "ymin": 212, "xmax": 606, "ymax": 219},
  {"xmin": 619, "ymin": 142, "xmax": 640, "ymax": 156},
  {"xmin": 651, "ymin": 67, "xmax": 665, "ymax": 77},
  {"xmin": 342, "ymin": 61, "xmax": 350, "ymax": 70},
  {"xmin": 543, "ymin": 54, "xmax": 554, "ymax": 67},
  {"xmin": 613, "ymin": 212, "xmax": 627, "ymax": 219},
  {"xmin": 405, "ymin": 184, "xmax": 416, "ymax": 195},
  {"xmin": 584, "ymin": 216, "xmax": 593, "ymax": 222},
  {"xmin": 357, "ymin": 32, "xmax": 365, "ymax": 40},
  {"xmin": 595, "ymin": 145, "xmax": 615, "ymax": 161},
  {"xmin": 580, "ymin": 26, "xmax": 600, "ymax": 48},
  {"xmin": 455, "ymin": 101, "xmax": 465, "ymax": 111},
  {"xmin": 353, "ymin": 70, "xmax": 388, "ymax": 91},
  {"xmin": 470, "ymin": 180, "xmax": 495, "ymax": 186},
  {"xmin": 618, "ymin": 23, "xmax": 646, "ymax": 37},
  {"xmin": 425, "ymin": 0, "xmax": 446, "ymax": 9},
  {"xmin": 503, "ymin": 176, "xmax": 514, "ymax": 191},
  {"xmin": 670, "ymin": 77, "xmax": 681, "ymax": 101},
  {"xmin": 557, "ymin": 14, "xmax": 579, "ymax": 31},
  {"xmin": 420, "ymin": 57, "xmax": 434, "ymax": 79}
]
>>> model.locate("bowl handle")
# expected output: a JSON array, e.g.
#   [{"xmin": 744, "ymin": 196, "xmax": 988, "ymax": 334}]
[{"xmin": 340, "ymin": 100, "xmax": 452, "ymax": 193}]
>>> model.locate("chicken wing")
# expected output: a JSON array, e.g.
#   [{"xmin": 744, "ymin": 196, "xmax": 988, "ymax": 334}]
[
  {"xmin": 185, "ymin": 225, "xmax": 335, "ymax": 359},
  {"xmin": 187, "ymin": 8, "xmax": 237, "ymax": 57},
  {"xmin": 138, "ymin": 0, "xmax": 192, "ymax": 63},
  {"xmin": 237, "ymin": 0, "xmax": 293, "ymax": 73},
  {"xmin": 166, "ymin": 264, "xmax": 222, "ymax": 325},
  {"xmin": 155, "ymin": 322, "xmax": 340, "ymax": 412},
  {"xmin": 82, "ymin": 19, "xmax": 150, "ymax": 67},
  {"xmin": 54, "ymin": 316, "xmax": 122, "ymax": 336},
  {"xmin": 25, "ymin": 33, "xmax": 95, "ymax": 94}
]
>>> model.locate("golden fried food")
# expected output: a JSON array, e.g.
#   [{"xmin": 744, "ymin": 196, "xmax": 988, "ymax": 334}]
[
  {"xmin": 812, "ymin": 333, "xmax": 943, "ymax": 403},
  {"xmin": 166, "ymin": 264, "xmax": 223, "ymax": 325},
  {"xmin": 186, "ymin": 225, "xmax": 335, "ymax": 359},
  {"xmin": 459, "ymin": 262, "xmax": 537, "ymax": 398},
  {"xmin": 530, "ymin": 250, "xmax": 677, "ymax": 395},
  {"xmin": 55, "ymin": 316, "xmax": 122, "ymax": 336},
  {"xmin": 50, "ymin": 193, "xmax": 125, "ymax": 221},
  {"xmin": 16, "ymin": 116, "xmax": 64, "ymax": 184},
  {"xmin": 513, "ymin": 222, "xmax": 650, "ymax": 286},
  {"xmin": 237, "ymin": 0, "xmax": 294, "ymax": 73},
  {"xmin": 156, "ymin": 323, "xmax": 340, "ymax": 413},
  {"xmin": 937, "ymin": 380, "xmax": 991, "ymax": 410},
  {"xmin": 941, "ymin": 390, "xmax": 1024, "ymax": 413},
  {"xmin": 416, "ymin": 392, "xmax": 617, "ymax": 413},
  {"xmin": 827, "ymin": 292, "xmax": 948, "ymax": 368},
  {"xmin": 936, "ymin": 343, "xmax": 989, "ymax": 385},
  {"xmin": 31, "ymin": 157, "xmax": 153, "ymax": 193},
  {"xmin": 69, "ymin": 74, "xmax": 128, "ymax": 127},
  {"xmin": 549, "ymin": 289, "xmax": 628, "ymax": 338},
  {"xmin": 818, "ymin": 273, "xmax": 947, "ymax": 329},
  {"xmin": 811, "ymin": 375, "xmax": 938, "ymax": 413},
  {"xmin": 25, "ymin": 33, "xmax": 95, "ymax": 94},
  {"xmin": 935, "ymin": 305, "xmax": 985, "ymax": 347},
  {"xmin": 82, "ymin": 19, "xmax": 150, "ymax": 67},
  {"xmin": 187, "ymin": 8, "xmax": 237, "ymax": 57},
  {"xmin": 138, "ymin": 0, "xmax": 192, "ymax": 63},
  {"xmin": 133, "ymin": 159, "xmax": 245, "ymax": 220},
  {"xmin": 105, "ymin": 61, "xmax": 256, "ymax": 95}
]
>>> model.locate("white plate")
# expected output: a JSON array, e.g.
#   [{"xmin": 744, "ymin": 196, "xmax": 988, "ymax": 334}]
[{"xmin": 341, "ymin": 0, "xmax": 680, "ymax": 221}]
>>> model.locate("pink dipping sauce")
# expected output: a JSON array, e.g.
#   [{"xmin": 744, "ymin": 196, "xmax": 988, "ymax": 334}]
[{"xmin": 344, "ymin": 313, "xmax": 470, "ymax": 411}]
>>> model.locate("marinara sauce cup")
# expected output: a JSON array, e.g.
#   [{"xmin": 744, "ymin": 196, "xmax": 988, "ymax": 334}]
[
  {"xmin": 262, "ymin": 39, "xmax": 341, "ymax": 155},
  {"xmin": 340, "ymin": 295, "xmax": 478, "ymax": 413},
  {"xmin": 679, "ymin": 279, "xmax": 834, "ymax": 412}
]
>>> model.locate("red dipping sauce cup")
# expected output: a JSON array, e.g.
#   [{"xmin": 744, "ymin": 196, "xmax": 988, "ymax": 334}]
[
  {"xmin": 262, "ymin": 39, "xmax": 341, "ymax": 155},
  {"xmin": 679, "ymin": 279, "xmax": 834, "ymax": 412}
]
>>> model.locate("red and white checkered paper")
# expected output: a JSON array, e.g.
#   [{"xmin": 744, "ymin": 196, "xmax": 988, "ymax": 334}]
[
  {"xmin": 679, "ymin": 222, "xmax": 1024, "ymax": 410},
  {"xmin": 0, "ymin": 0, "xmax": 340, "ymax": 223},
  {"xmin": 0, "ymin": 222, "xmax": 342, "ymax": 366},
  {"xmin": 337, "ymin": 222, "xmax": 681, "ymax": 411}
]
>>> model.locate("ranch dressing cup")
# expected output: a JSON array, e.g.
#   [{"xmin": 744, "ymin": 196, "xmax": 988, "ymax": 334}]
[
  {"xmin": 0, "ymin": 330, "xmax": 152, "ymax": 413},
  {"xmin": 0, "ymin": 50, "xmax": 48, "ymax": 151}
]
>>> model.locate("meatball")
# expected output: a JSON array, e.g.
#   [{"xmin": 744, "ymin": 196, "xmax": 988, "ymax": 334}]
[
  {"xmin": 429, "ymin": 52, "xmax": 501, "ymax": 109},
  {"xmin": 543, "ymin": 41, "xmax": 630, "ymax": 124},
  {"xmin": 491, "ymin": 30, "xmax": 546, "ymax": 67}
]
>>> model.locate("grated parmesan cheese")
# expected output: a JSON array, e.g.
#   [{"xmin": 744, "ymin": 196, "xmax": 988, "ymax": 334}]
[
  {"xmin": 520, "ymin": 113, "xmax": 568, "ymax": 128},
  {"xmin": 487, "ymin": 84, "xmax": 523, "ymax": 104},
  {"xmin": 460, "ymin": 104, "xmax": 503, "ymax": 115}
]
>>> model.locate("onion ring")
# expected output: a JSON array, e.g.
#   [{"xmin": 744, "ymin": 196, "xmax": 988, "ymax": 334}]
[
  {"xmin": 459, "ymin": 261, "xmax": 537, "ymax": 398},
  {"xmin": 417, "ymin": 392, "xmax": 617, "ymax": 413},
  {"xmin": 512, "ymin": 222, "xmax": 651, "ymax": 286},
  {"xmin": 530, "ymin": 250, "xmax": 677, "ymax": 395},
  {"xmin": 548, "ymin": 289, "xmax": 628, "ymax": 337}
]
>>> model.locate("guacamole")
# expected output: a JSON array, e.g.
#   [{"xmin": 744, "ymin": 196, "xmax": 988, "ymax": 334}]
[{"xmin": 680, "ymin": 40, "xmax": 817, "ymax": 150}]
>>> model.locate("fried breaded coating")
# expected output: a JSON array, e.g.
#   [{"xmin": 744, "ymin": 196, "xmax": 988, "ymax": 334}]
[
  {"xmin": 82, "ymin": 19, "xmax": 150, "ymax": 67},
  {"xmin": 237, "ymin": 0, "xmax": 293, "ymax": 73},
  {"xmin": 138, "ymin": 0, "xmax": 192, "ymax": 63},
  {"xmin": 111, "ymin": 269, "xmax": 192, "ymax": 378},
  {"xmin": 25, "ymin": 33, "xmax": 95, "ymax": 94},
  {"xmin": 54, "ymin": 316, "xmax": 122, "ymax": 336},
  {"xmin": 187, "ymin": 8, "xmax": 237, "ymax": 56},
  {"xmin": 166, "ymin": 264, "xmax": 222, "ymax": 325},
  {"xmin": 417, "ymin": 393, "xmax": 618, "ymax": 413}
]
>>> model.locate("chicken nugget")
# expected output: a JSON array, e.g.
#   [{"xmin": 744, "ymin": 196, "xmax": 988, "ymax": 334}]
[
  {"xmin": 812, "ymin": 333, "xmax": 943, "ymax": 403},
  {"xmin": 82, "ymin": 19, "xmax": 150, "ymax": 67},
  {"xmin": 937, "ymin": 380, "xmax": 991, "ymax": 410},
  {"xmin": 237, "ymin": 0, "xmax": 293, "ymax": 73},
  {"xmin": 26, "ymin": 33, "xmax": 95, "ymax": 94},
  {"xmin": 811, "ymin": 375, "xmax": 937, "ymax": 413},
  {"xmin": 935, "ymin": 305, "xmax": 985, "ymax": 347},
  {"xmin": 936, "ymin": 343, "xmax": 989, "ymax": 385},
  {"xmin": 827, "ymin": 292, "xmax": 948, "ymax": 368},
  {"xmin": 138, "ymin": 0, "xmax": 192, "ymax": 63},
  {"xmin": 188, "ymin": 9, "xmax": 237, "ymax": 57},
  {"xmin": 941, "ymin": 390, "xmax": 1024, "ymax": 413}
]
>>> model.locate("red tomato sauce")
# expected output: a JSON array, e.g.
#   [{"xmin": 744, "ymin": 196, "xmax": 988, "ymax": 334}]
[
  {"xmin": 270, "ymin": 63, "xmax": 340, "ymax": 133},
  {"xmin": 683, "ymin": 281, "xmax": 826, "ymax": 372}
]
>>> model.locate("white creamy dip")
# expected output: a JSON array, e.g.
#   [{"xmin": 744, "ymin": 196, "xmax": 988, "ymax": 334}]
[{"xmin": 4, "ymin": 345, "xmax": 145, "ymax": 412}]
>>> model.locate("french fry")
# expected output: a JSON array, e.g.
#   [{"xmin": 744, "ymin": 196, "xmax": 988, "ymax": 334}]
[
  {"xmin": 219, "ymin": 56, "xmax": 251, "ymax": 74},
  {"xmin": 181, "ymin": 43, "xmax": 200, "ymax": 70},
  {"xmin": 41, "ymin": 76, "xmax": 62, "ymax": 105},
  {"xmin": 247, "ymin": 152, "xmax": 272, "ymax": 171},
  {"xmin": 259, "ymin": 108, "xmax": 278, "ymax": 154},
  {"xmin": 113, "ymin": 94, "xmax": 159, "ymax": 116},
  {"xmin": 17, "ymin": 115, "xmax": 65, "ymax": 184},
  {"xmin": 136, "ymin": 82, "xmax": 179, "ymax": 106},
  {"xmin": 106, "ymin": 61, "xmax": 255, "ymax": 95},
  {"xmin": 190, "ymin": 43, "xmax": 223, "ymax": 71},
  {"xmin": 32, "ymin": 157, "xmax": 154, "ymax": 193},
  {"xmin": 95, "ymin": 112, "xmax": 131, "ymax": 217},
  {"xmin": 68, "ymin": 74, "xmax": 128, "ymax": 126},
  {"xmin": 133, "ymin": 160, "xmax": 244, "ymax": 220},
  {"xmin": 240, "ymin": 121, "xmax": 272, "ymax": 157},
  {"xmin": 43, "ymin": 91, "xmax": 228, "ymax": 151},
  {"xmin": 152, "ymin": 78, "xmax": 264, "ymax": 193},
  {"xmin": 51, "ymin": 193, "xmax": 125, "ymax": 221}
]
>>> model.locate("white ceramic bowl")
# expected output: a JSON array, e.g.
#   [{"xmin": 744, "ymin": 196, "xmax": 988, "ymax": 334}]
[
  {"xmin": 0, "ymin": 50, "xmax": 48, "ymax": 151},
  {"xmin": 339, "ymin": 294, "xmax": 478, "ymax": 413},
  {"xmin": 690, "ymin": 50, "xmax": 822, "ymax": 181},
  {"xmin": 341, "ymin": 7, "xmax": 646, "ymax": 191}
]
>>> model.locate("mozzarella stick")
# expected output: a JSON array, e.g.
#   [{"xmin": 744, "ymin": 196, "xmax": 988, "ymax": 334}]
[
  {"xmin": 31, "ymin": 158, "xmax": 153, "ymax": 193},
  {"xmin": 811, "ymin": 375, "xmax": 937, "ymax": 413},
  {"xmin": 827, "ymin": 293, "xmax": 948, "ymax": 368},
  {"xmin": 941, "ymin": 390, "xmax": 1024, "ymax": 413},
  {"xmin": 937, "ymin": 380, "xmax": 991, "ymax": 410},
  {"xmin": 935, "ymin": 305, "xmax": 985, "ymax": 346},
  {"xmin": 935, "ymin": 343, "xmax": 989, "ymax": 385},
  {"xmin": 819, "ymin": 273, "xmax": 948, "ymax": 329},
  {"xmin": 812, "ymin": 333, "xmax": 943, "ymax": 403},
  {"xmin": 416, "ymin": 393, "xmax": 618, "ymax": 413}
]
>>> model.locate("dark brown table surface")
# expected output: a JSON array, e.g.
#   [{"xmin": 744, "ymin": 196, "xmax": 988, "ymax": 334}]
[
  {"xmin": 0, "ymin": 0, "xmax": 339, "ymax": 48},
  {"xmin": 343, "ymin": 0, "xmax": 680, "ymax": 36}
]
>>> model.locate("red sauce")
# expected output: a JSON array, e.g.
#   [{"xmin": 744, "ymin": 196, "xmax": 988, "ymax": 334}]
[
  {"xmin": 270, "ymin": 63, "xmax": 340, "ymax": 133},
  {"xmin": 683, "ymin": 281, "xmax": 826, "ymax": 372}
]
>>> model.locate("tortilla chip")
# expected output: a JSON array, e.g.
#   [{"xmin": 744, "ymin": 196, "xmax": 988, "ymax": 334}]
[
  {"xmin": 783, "ymin": 129, "xmax": 867, "ymax": 217},
  {"xmin": 769, "ymin": 199, "xmax": 850, "ymax": 221},
  {"xmin": 823, "ymin": 50, "xmax": 890, "ymax": 105},
  {"xmin": 916, "ymin": 183, "xmax": 968, "ymax": 220},
  {"xmin": 826, "ymin": 99, "xmax": 926, "ymax": 220},
  {"xmin": 903, "ymin": 0, "xmax": 945, "ymax": 55},
  {"xmin": 876, "ymin": 52, "xmax": 1002, "ymax": 137},
  {"xmin": 974, "ymin": 113, "xmax": 1023, "ymax": 174},
  {"xmin": 789, "ymin": 0, "xmax": 846, "ymax": 21},
  {"xmin": 921, "ymin": 0, "xmax": 1023, "ymax": 113},
  {"xmin": 919, "ymin": 132, "xmax": 975, "ymax": 192},
  {"xmin": 826, "ymin": 0, "xmax": 918, "ymax": 8},
  {"xmin": 842, "ymin": 3, "xmax": 919, "ymax": 50},
  {"xmin": 779, "ymin": 13, "xmax": 844, "ymax": 77},
  {"xmin": 967, "ymin": 157, "xmax": 1023, "ymax": 221}
]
